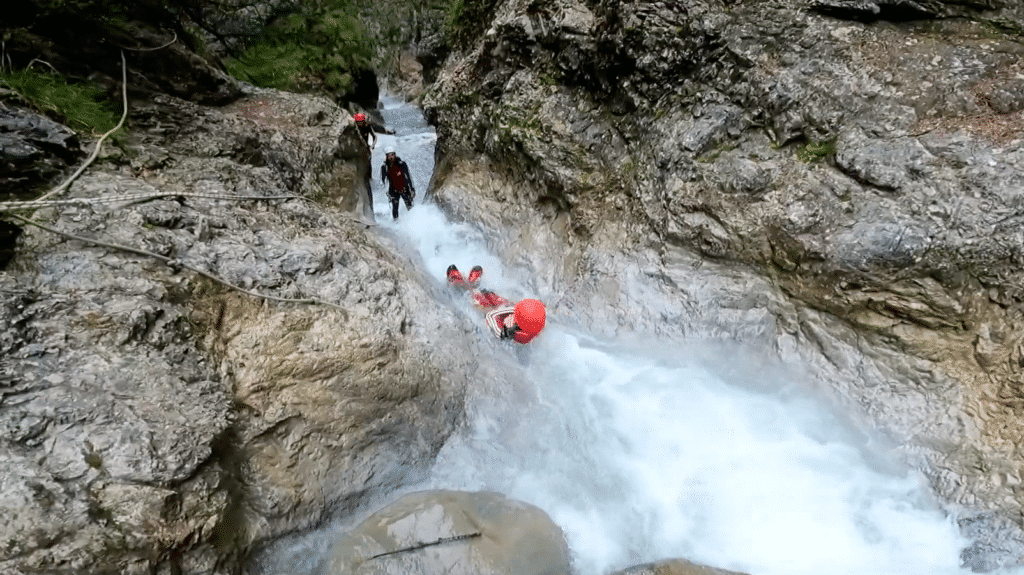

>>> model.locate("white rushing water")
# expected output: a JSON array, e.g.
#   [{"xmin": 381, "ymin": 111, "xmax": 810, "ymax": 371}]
[{"xmin": 260, "ymin": 98, "xmax": 1024, "ymax": 575}]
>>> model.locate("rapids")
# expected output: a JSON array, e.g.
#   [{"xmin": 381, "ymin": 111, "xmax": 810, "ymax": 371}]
[{"xmin": 253, "ymin": 98, "xmax": 1024, "ymax": 575}]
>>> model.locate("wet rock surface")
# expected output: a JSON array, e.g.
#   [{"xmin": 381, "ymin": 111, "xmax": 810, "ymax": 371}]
[
  {"xmin": 424, "ymin": 0, "xmax": 1024, "ymax": 569},
  {"xmin": 0, "ymin": 86, "xmax": 477, "ymax": 574},
  {"xmin": 5, "ymin": 0, "xmax": 1024, "ymax": 573},
  {"xmin": 326, "ymin": 489, "xmax": 572, "ymax": 575},
  {"xmin": 611, "ymin": 558, "xmax": 750, "ymax": 575}
]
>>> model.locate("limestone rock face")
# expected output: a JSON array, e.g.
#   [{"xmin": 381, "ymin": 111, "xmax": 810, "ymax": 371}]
[
  {"xmin": 0, "ymin": 86, "xmax": 476, "ymax": 574},
  {"xmin": 6, "ymin": 0, "xmax": 1024, "ymax": 572},
  {"xmin": 422, "ymin": 0, "xmax": 1024, "ymax": 569},
  {"xmin": 327, "ymin": 490, "xmax": 571, "ymax": 575},
  {"xmin": 0, "ymin": 104, "xmax": 83, "ymax": 198}
]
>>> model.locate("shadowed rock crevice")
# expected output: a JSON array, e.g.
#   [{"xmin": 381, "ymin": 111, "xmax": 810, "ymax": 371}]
[
  {"xmin": 811, "ymin": 0, "xmax": 939, "ymax": 22},
  {"xmin": 0, "ymin": 220, "xmax": 23, "ymax": 269},
  {"xmin": 0, "ymin": 104, "xmax": 85, "ymax": 199}
]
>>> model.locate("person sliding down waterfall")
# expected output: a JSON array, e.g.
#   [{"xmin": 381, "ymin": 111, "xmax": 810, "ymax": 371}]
[
  {"xmin": 447, "ymin": 265, "xmax": 546, "ymax": 344},
  {"xmin": 380, "ymin": 147, "xmax": 415, "ymax": 221}
]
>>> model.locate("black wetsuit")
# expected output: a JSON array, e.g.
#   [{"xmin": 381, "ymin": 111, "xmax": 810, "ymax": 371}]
[
  {"xmin": 355, "ymin": 122, "xmax": 377, "ymax": 206},
  {"xmin": 380, "ymin": 157, "xmax": 415, "ymax": 220}
]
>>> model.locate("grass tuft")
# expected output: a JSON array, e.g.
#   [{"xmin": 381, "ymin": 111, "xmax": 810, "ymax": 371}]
[
  {"xmin": 1, "ymin": 68, "xmax": 122, "ymax": 137},
  {"xmin": 225, "ymin": 0, "xmax": 372, "ymax": 95}
]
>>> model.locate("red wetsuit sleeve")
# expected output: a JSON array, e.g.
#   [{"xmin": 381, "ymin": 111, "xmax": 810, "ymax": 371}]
[
  {"xmin": 512, "ymin": 329, "xmax": 536, "ymax": 341},
  {"xmin": 474, "ymin": 291, "xmax": 509, "ymax": 308}
]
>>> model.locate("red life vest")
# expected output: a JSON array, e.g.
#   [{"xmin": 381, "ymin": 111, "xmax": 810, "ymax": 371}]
[{"xmin": 386, "ymin": 162, "xmax": 407, "ymax": 190}]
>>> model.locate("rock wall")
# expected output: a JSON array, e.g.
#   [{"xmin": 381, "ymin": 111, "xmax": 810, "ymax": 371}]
[
  {"xmin": 0, "ymin": 87, "xmax": 476, "ymax": 573},
  {"xmin": 422, "ymin": 0, "xmax": 1024, "ymax": 569},
  {"xmin": 5, "ymin": 0, "xmax": 1024, "ymax": 571}
]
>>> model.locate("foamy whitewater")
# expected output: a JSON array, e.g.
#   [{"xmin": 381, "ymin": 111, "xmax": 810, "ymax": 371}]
[{"xmin": 254, "ymin": 98, "xmax": 1024, "ymax": 575}]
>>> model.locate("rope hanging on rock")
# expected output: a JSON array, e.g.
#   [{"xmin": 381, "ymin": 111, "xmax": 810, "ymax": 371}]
[
  {"xmin": 9, "ymin": 213, "xmax": 350, "ymax": 316},
  {"xmin": 2, "ymin": 48, "xmax": 363, "ymax": 312},
  {"xmin": 33, "ymin": 50, "xmax": 130, "ymax": 207},
  {"xmin": 368, "ymin": 532, "xmax": 482, "ymax": 560},
  {"xmin": 0, "ymin": 192, "xmax": 311, "ymax": 212}
]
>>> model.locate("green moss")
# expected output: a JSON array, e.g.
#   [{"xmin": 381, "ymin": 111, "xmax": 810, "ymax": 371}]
[
  {"xmin": 85, "ymin": 451, "xmax": 103, "ymax": 469},
  {"xmin": 698, "ymin": 142, "xmax": 737, "ymax": 163},
  {"xmin": 452, "ymin": 91, "xmax": 477, "ymax": 107},
  {"xmin": 621, "ymin": 159, "xmax": 637, "ymax": 178},
  {"xmin": 507, "ymin": 113, "xmax": 542, "ymax": 133},
  {"xmin": 796, "ymin": 137, "xmax": 837, "ymax": 163},
  {"xmin": 180, "ymin": 26, "xmax": 214, "ymax": 61},
  {"xmin": 978, "ymin": 18, "xmax": 1024, "ymax": 38},
  {"xmin": 0, "ymin": 68, "xmax": 124, "ymax": 138}
]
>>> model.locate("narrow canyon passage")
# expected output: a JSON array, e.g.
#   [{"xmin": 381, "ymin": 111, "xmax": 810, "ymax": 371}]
[{"xmin": 255, "ymin": 99, "xmax": 1020, "ymax": 575}]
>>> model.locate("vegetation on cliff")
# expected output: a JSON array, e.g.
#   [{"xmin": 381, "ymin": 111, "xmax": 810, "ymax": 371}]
[
  {"xmin": 1, "ymin": 67, "xmax": 122, "ymax": 137},
  {"xmin": 225, "ymin": 0, "xmax": 374, "ymax": 94},
  {"xmin": 445, "ymin": 0, "xmax": 502, "ymax": 47}
]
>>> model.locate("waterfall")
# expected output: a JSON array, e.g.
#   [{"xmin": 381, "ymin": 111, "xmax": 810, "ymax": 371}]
[
  {"xmin": 255, "ymin": 98, "xmax": 1024, "ymax": 575},
  {"xmin": 425, "ymin": 331, "xmax": 971, "ymax": 575}
]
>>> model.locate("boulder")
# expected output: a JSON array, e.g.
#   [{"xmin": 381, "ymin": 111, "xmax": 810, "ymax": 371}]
[
  {"xmin": 327, "ymin": 490, "xmax": 572, "ymax": 575},
  {"xmin": 610, "ymin": 558, "xmax": 750, "ymax": 575},
  {"xmin": 0, "ymin": 103, "xmax": 83, "ymax": 198}
]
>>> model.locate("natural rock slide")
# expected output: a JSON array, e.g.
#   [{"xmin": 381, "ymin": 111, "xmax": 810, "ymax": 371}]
[{"xmin": 3, "ymin": 0, "xmax": 1024, "ymax": 573}]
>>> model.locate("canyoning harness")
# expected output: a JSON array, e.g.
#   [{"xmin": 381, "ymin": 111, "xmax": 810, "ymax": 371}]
[
  {"xmin": 381, "ymin": 158, "xmax": 415, "ymax": 198},
  {"xmin": 485, "ymin": 306, "xmax": 516, "ymax": 338},
  {"xmin": 484, "ymin": 304, "xmax": 536, "ymax": 344},
  {"xmin": 382, "ymin": 158, "xmax": 415, "ymax": 220}
]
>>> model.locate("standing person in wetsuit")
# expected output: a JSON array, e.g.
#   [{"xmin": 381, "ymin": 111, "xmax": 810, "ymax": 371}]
[
  {"xmin": 380, "ymin": 147, "xmax": 416, "ymax": 221},
  {"xmin": 353, "ymin": 113, "xmax": 377, "ymax": 209},
  {"xmin": 354, "ymin": 113, "xmax": 378, "ymax": 149}
]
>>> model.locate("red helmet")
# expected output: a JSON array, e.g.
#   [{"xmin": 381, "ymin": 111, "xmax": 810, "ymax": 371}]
[
  {"xmin": 513, "ymin": 299, "xmax": 546, "ymax": 335},
  {"xmin": 353, "ymin": 113, "xmax": 366, "ymax": 122}
]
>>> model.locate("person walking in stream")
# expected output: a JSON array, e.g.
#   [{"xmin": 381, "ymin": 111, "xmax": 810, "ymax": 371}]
[
  {"xmin": 350, "ymin": 112, "xmax": 385, "ymax": 210},
  {"xmin": 380, "ymin": 147, "xmax": 416, "ymax": 221}
]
